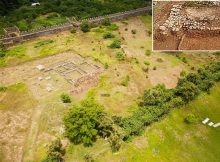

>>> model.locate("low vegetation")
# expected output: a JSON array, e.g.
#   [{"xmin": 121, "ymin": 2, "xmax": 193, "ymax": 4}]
[
  {"xmin": 120, "ymin": 62, "xmax": 220, "ymax": 138},
  {"xmin": 60, "ymin": 93, "xmax": 71, "ymax": 103},
  {"xmin": 103, "ymin": 32, "xmax": 115, "ymax": 39},
  {"xmin": 42, "ymin": 139, "xmax": 65, "ymax": 162},
  {"xmin": 109, "ymin": 39, "xmax": 121, "ymax": 48},
  {"xmin": 115, "ymin": 51, "xmax": 126, "ymax": 61}
]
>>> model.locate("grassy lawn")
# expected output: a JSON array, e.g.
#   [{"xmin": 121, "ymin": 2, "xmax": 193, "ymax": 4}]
[{"xmin": 89, "ymin": 83, "xmax": 220, "ymax": 162}]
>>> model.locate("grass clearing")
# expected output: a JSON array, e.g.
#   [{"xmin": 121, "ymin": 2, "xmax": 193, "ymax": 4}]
[{"xmin": 90, "ymin": 83, "xmax": 220, "ymax": 162}]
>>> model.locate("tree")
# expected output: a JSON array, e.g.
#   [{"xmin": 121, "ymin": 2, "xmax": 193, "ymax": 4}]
[
  {"xmin": 63, "ymin": 99, "xmax": 112, "ymax": 146},
  {"xmin": 108, "ymin": 133, "xmax": 122, "ymax": 152},
  {"xmin": 140, "ymin": 84, "xmax": 173, "ymax": 107},
  {"xmin": 175, "ymin": 81, "xmax": 199, "ymax": 103},
  {"xmin": 80, "ymin": 20, "xmax": 90, "ymax": 32},
  {"xmin": 41, "ymin": 139, "xmax": 65, "ymax": 162}
]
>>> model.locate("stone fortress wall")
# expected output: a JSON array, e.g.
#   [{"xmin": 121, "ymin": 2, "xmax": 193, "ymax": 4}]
[{"xmin": 0, "ymin": 7, "xmax": 151, "ymax": 47}]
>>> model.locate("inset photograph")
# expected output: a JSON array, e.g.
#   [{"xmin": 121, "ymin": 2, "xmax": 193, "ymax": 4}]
[{"xmin": 153, "ymin": 1, "xmax": 220, "ymax": 50}]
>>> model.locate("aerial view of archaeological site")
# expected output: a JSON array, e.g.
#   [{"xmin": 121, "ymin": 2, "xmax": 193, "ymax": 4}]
[{"xmin": 0, "ymin": 0, "xmax": 220, "ymax": 162}]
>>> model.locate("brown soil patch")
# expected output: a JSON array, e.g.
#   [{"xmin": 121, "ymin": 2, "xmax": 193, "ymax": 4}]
[{"xmin": 153, "ymin": 2, "xmax": 220, "ymax": 50}]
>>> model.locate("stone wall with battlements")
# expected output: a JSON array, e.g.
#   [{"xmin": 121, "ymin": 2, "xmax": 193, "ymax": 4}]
[{"xmin": 0, "ymin": 7, "xmax": 151, "ymax": 47}]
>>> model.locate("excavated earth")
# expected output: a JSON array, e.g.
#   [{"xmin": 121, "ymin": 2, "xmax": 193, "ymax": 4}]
[{"xmin": 153, "ymin": 1, "xmax": 220, "ymax": 50}]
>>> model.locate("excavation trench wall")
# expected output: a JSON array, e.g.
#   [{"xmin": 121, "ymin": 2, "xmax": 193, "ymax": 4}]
[{"xmin": 0, "ymin": 7, "xmax": 151, "ymax": 47}]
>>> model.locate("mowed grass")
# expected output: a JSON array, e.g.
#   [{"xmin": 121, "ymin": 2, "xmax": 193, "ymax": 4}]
[{"xmin": 93, "ymin": 83, "xmax": 220, "ymax": 162}]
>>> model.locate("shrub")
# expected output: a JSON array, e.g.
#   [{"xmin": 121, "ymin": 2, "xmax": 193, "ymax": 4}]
[
  {"xmin": 104, "ymin": 63, "xmax": 109, "ymax": 69},
  {"xmin": 41, "ymin": 139, "xmax": 65, "ymax": 162},
  {"xmin": 142, "ymin": 67, "xmax": 149, "ymax": 73},
  {"xmin": 0, "ymin": 86, "xmax": 7, "ymax": 92},
  {"xmin": 108, "ymin": 134, "xmax": 122, "ymax": 152},
  {"xmin": 34, "ymin": 40, "xmax": 54, "ymax": 48},
  {"xmin": 121, "ymin": 75, "xmax": 130, "ymax": 86},
  {"xmin": 182, "ymin": 57, "xmax": 188, "ymax": 63},
  {"xmin": 175, "ymin": 81, "xmax": 199, "ymax": 103},
  {"xmin": 145, "ymin": 50, "xmax": 151, "ymax": 56},
  {"xmin": 70, "ymin": 28, "xmax": 77, "ymax": 33},
  {"xmin": 153, "ymin": 66, "xmax": 157, "ymax": 70},
  {"xmin": 115, "ymin": 52, "xmax": 125, "ymax": 61},
  {"xmin": 84, "ymin": 154, "xmax": 94, "ymax": 162},
  {"xmin": 180, "ymin": 70, "xmax": 186, "ymax": 77},
  {"xmin": 80, "ymin": 21, "xmax": 90, "ymax": 32},
  {"xmin": 131, "ymin": 29, "xmax": 137, "ymax": 34},
  {"xmin": 17, "ymin": 20, "xmax": 29, "ymax": 31},
  {"xmin": 102, "ymin": 16, "xmax": 111, "ymax": 26},
  {"xmin": 144, "ymin": 61, "xmax": 150, "ymax": 66},
  {"xmin": 60, "ymin": 93, "xmax": 71, "ymax": 103},
  {"xmin": 0, "ymin": 43, "xmax": 6, "ymax": 58},
  {"xmin": 109, "ymin": 40, "xmax": 121, "ymax": 49},
  {"xmin": 107, "ymin": 24, "xmax": 119, "ymax": 31},
  {"xmin": 103, "ymin": 32, "xmax": 115, "ymax": 39},
  {"xmin": 184, "ymin": 114, "xmax": 198, "ymax": 124}
]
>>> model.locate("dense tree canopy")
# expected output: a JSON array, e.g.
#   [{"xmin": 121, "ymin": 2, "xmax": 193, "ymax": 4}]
[{"xmin": 63, "ymin": 99, "xmax": 113, "ymax": 146}]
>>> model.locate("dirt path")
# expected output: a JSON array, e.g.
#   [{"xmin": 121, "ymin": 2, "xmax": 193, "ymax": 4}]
[{"xmin": 22, "ymin": 105, "xmax": 44, "ymax": 162}]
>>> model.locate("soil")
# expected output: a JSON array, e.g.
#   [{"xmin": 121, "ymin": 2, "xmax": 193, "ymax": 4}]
[{"xmin": 153, "ymin": 2, "xmax": 220, "ymax": 50}]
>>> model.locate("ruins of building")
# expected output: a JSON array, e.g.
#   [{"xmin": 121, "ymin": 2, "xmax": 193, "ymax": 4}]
[{"xmin": 3, "ymin": 26, "xmax": 21, "ymax": 37}]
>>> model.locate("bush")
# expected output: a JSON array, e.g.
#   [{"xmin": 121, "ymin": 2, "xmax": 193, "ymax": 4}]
[
  {"xmin": 175, "ymin": 81, "xmax": 199, "ymax": 103},
  {"xmin": 109, "ymin": 40, "xmax": 121, "ymax": 49},
  {"xmin": 84, "ymin": 154, "xmax": 94, "ymax": 162},
  {"xmin": 107, "ymin": 24, "xmax": 119, "ymax": 31},
  {"xmin": 116, "ymin": 52, "xmax": 125, "ymax": 61},
  {"xmin": 182, "ymin": 57, "xmax": 188, "ymax": 63},
  {"xmin": 102, "ymin": 16, "xmax": 111, "ymax": 26},
  {"xmin": 80, "ymin": 21, "xmax": 90, "ymax": 32},
  {"xmin": 60, "ymin": 93, "xmax": 71, "ymax": 103},
  {"xmin": 142, "ymin": 67, "xmax": 149, "ymax": 73},
  {"xmin": 153, "ymin": 66, "xmax": 157, "ymax": 70},
  {"xmin": 144, "ymin": 61, "xmax": 150, "ymax": 66},
  {"xmin": 108, "ymin": 134, "xmax": 122, "ymax": 152},
  {"xmin": 103, "ymin": 32, "xmax": 115, "ymax": 39},
  {"xmin": 104, "ymin": 63, "xmax": 109, "ymax": 69},
  {"xmin": 131, "ymin": 29, "xmax": 137, "ymax": 34},
  {"xmin": 70, "ymin": 28, "xmax": 77, "ymax": 33},
  {"xmin": 180, "ymin": 70, "xmax": 186, "ymax": 77},
  {"xmin": 41, "ymin": 139, "xmax": 65, "ymax": 162},
  {"xmin": 121, "ymin": 75, "xmax": 130, "ymax": 86},
  {"xmin": 17, "ymin": 20, "xmax": 29, "ymax": 31},
  {"xmin": 184, "ymin": 114, "xmax": 198, "ymax": 124},
  {"xmin": 34, "ymin": 40, "xmax": 54, "ymax": 48},
  {"xmin": 0, "ymin": 86, "xmax": 7, "ymax": 92},
  {"xmin": 145, "ymin": 50, "xmax": 151, "ymax": 56},
  {"xmin": 0, "ymin": 43, "xmax": 6, "ymax": 58}
]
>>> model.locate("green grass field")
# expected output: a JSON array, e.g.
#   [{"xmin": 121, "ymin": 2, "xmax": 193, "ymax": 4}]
[{"xmin": 88, "ymin": 83, "xmax": 220, "ymax": 162}]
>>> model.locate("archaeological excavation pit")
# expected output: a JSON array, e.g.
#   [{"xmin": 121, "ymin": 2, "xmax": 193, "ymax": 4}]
[{"xmin": 153, "ymin": 1, "xmax": 220, "ymax": 50}]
